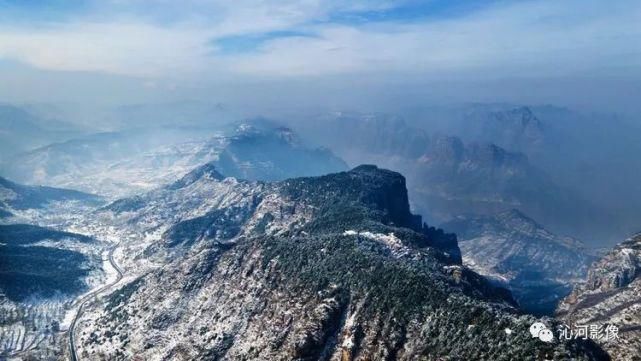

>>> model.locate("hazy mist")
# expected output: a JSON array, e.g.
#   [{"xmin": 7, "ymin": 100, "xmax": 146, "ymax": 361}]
[{"xmin": 0, "ymin": 0, "xmax": 639, "ymax": 119}]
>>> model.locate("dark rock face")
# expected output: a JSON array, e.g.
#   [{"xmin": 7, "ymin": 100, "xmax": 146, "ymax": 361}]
[
  {"xmin": 557, "ymin": 234, "xmax": 641, "ymax": 360},
  {"xmin": 281, "ymin": 164, "xmax": 416, "ymax": 229},
  {"xmin": 278, "ymin": 165, "xmax": 461, "ymax": 262},
  {"xmin": 583, "ymin": 237, "xmax": 641, "ymax": 291},
  {"xmin": 77, "ymin": 166, "xmax": 605, "ymax": 360},
  {"xmin": 163, "ymin": 205, "xmax": 254, "ymax": 248}
]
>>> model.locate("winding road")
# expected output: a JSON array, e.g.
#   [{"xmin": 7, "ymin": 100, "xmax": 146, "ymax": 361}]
[{"xmin": 69, "ymin": 242, "xmax": 124, "ymax": 361}]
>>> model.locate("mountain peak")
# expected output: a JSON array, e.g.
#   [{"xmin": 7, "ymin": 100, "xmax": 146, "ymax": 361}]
[
  {"xmin": 279, "ymin": 165, "xmax": 461, "ymax": 261},
  {"xmin": 349, "ymin": 163, "xmax": 379, "ymax": 173},
  {"xmin": 79, "ymin": 162, "xmax": 601, "ymax": 360},
  {"xmin": 229, "ymin": 118, "xmax": 302, "ymax": 149},
  {"xmin": 280, "ymin": 164, "xmax": 413, "ymax": 229},
  {"xmin": 495, "ymin": 208, "xmax": 539, "ymax": 227},
  {"xmin": 499, "ymin": 208, "xmax": 529, "ymax": 219},
  {"xmin": 349, "ymin": 164, "xmax": 393, "ymax": 176},
  {"xmin": 168, "ymin": 162, "xmax": 225, "ymax": 190}
]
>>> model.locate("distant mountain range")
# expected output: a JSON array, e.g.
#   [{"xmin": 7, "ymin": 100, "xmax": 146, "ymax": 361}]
[
  {"xmin": 405, "ymin": 104, "xmax": 641, "ymax": 243},
  {"xmin": 446, "ymin": 105, "xmax": 546, "ymax": 155},
  {"xmin": 0, "ymin": 104, "xmax": 88, "ymax": 158},
  {"xmin": 2, "ymin": 119, "xmax": 347, "ymax": 198},
  {"xmin": 1, "ymin": 102, "xmax": 636, "ymax": 359},
  {"xmin": 442, "ymin": 209, "xmax": 596, "ymax": 316},
  {"xmin": 292, "ymin": 111, "xmax": 605, "ymax": 242}
]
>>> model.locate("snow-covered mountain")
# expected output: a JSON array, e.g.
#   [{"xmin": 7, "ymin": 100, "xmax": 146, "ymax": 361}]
[
  {"xmin": 66, "ymin": 165, "xmax": 607, "ymax": 360},
  {"xmin": 557, "ymin": 233, "xmax": 641, "ymax": 360},
  {"xmin": 0, "ymin": 224, "xmax": 100, "ymax": 302},
  {"xmin": 442, "ymin": 209, "xmax": 596, "ymax": 316},
  {"xmin": 0, "ymin": 177, "xmax": 114, "ymax": 358},
  {"xmin": 0, "ymin": 176, "xmax": 102, "ymax": 220},
  {"xmin": 0, "ymin": 223, "xmax": 107, "ymax": 358},
  {"xmin": 2, "ymin": 120, "xmax": 347, "ymax": 199}
]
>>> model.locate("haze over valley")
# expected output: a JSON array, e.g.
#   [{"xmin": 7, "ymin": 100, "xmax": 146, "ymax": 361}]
[{"xmin": 1, "ymin": 1, "xmax": 641, "ymax": 360}]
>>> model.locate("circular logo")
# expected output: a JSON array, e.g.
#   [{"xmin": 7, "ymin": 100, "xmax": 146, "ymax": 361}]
[{"xmin": 529, "ymin": 322, "xmax": 547, "ymax": 338}]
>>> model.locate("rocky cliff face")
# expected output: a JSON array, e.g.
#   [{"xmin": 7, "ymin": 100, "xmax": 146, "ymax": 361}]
[
  {"xmin": 442, "ymin": 209, "xmax": 595, "ymax": 316},
  {"xmin": 557, "ymin": 234, "xmax": 641, "ymax": 360},
  {"xmin": 71, "ymin": 165, "xmax": 605, "ymax": 360}
]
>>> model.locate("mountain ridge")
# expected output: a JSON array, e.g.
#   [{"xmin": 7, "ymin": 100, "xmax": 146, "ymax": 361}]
[
  {"xmin": 2, "ymin": 120, "xmax": 347, "ymax": 198},
  {"xmin": 442, "ymin": 209, "xmax": 596, "ymax": 315},
  {"xmin": 69, "ymin": 165, "xmax": 606, "ymax": 360},
  {"xmin": 557, "ymin": 233, "xmax": 641, "ymax": 359}
]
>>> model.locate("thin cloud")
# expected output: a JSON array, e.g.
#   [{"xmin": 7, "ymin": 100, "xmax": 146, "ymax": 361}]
[
  {"xmin": 0, "ymin": 0, "xmax": 638, "ymax": 84},
  {"xmin": 212, "ymin": 30, "xmax": 318, "ymax": 55}
]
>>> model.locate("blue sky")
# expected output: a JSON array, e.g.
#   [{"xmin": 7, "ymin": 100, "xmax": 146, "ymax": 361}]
[
  {"xmin": 1, "ymin": 0, "xmax": 638, "ymax": 75},
  {"xmin": 208, "ymin": 0, "xmax": 505, "ymax": 54},
  {"xmin": 214, "ymin": 30, "xmax": 318, "ymax": 55},
  {"xmin": 0, "ymin": 1, "xmax": 498, "ymax": 24},
  {"xmin": 0, "ymin": 0, "xmax": 639, "ymax": 111},
  {"xmin": 0, "ymin": 1, "xmax": 506, "ymax": 54}
]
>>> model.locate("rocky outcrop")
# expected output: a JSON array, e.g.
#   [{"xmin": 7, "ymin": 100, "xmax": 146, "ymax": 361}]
[{"xmin": 558, "ymin": 233, "xmax": 641, "ymax": 360}]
